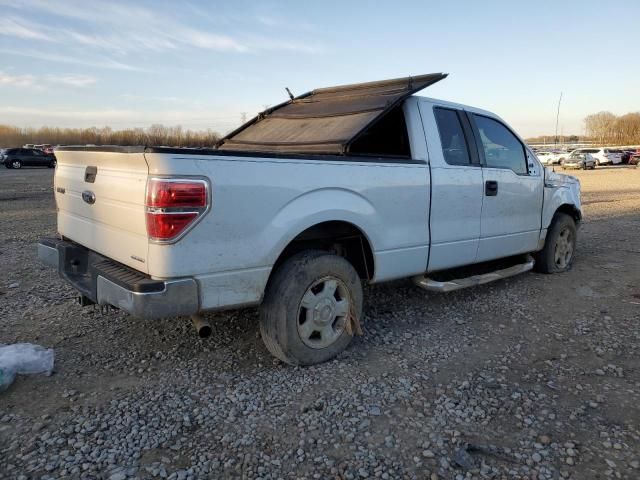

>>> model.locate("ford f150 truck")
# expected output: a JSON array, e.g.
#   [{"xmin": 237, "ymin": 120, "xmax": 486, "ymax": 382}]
[{"xmin": 38, "ymin": 73, "xmax": 582, "ymax": 365}]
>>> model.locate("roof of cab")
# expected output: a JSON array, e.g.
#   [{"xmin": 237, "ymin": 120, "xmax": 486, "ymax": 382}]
[{"xmin": 217, "ymin": 73, "xmax": 448, "ymax": 155}]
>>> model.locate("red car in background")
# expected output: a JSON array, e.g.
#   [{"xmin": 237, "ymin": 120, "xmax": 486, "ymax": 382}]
[
  {"xmin": 35, "ymin": 144, "xmax": 54, "ymax": 154},
  {"xmin": 629, "ymin": 149, "xmax": 640, "ymax": 166}
]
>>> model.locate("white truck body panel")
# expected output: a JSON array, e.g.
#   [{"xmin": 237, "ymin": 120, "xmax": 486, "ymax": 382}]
[{"xmin": 145, "ymin": 153, "xmax": 430, "ymax": 309}]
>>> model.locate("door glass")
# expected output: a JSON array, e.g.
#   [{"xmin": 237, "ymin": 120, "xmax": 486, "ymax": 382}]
[
  {"xmin": 474, "ymin": 115, "xmax": 527, "ymax": 174},
  {"xmin": 434, "ymin": 108, "xmax": 471, "ymax": 166}
]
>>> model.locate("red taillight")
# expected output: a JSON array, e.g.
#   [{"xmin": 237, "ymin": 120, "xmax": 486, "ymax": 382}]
[
  {"xmin": 146, "ymin": 178, "xmax": 206, "ymax": 208},
  {"xmin": 145, "ymin": 178, "xmax": 208, "ymax": 242}
]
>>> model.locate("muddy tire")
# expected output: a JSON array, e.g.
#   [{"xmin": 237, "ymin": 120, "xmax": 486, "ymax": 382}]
[
  {"xmin": 534, "ymin": 212, "xmax": 577, "ymax": 274},
  {"xmin": 259, "ymin": 250, "xmax": 363, "ymax": 366}
]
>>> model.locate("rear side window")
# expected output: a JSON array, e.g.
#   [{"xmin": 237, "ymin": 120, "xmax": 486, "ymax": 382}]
[
  {"xmin": 581, "ymin": 149, "xmax": 599, "ymax": 153},
  {"xmin": 473, "ymin": 115, "xmax": 527, "ymax": 175},
  {"xmin": 434, "ymin": 108, "xmax": 471, "ymax": 166},
  {"xmin": 349, "ymin": 105, "xmax": 411, "ymax": 158}
]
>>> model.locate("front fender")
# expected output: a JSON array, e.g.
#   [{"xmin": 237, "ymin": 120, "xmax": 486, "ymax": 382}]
[{"xmin": 542, "ymin": 170, "xmax": 582, "ymax": 228}]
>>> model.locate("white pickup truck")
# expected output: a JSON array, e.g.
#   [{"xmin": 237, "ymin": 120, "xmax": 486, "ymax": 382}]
[{"xmin": 38, "ymin": 74, "xmax": 582, "ymax": 365}]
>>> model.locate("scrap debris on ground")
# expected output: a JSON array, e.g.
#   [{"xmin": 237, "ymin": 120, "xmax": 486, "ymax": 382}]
[{"xmin": 1, "ymin": 166, "xmax": 639, "ymax": 479}]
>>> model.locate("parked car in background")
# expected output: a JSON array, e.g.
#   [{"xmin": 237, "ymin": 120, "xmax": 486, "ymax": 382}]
[
  {"xmin": 571, "ymin": 148, "xmax": 622, "ymax": 165},
  {"xmin": 562, "ymin": 152, "xmax": 596, "ymax": 170},
  {"xmin": 629, "ymin": 150, "xmax": 640, "ymax": 166},
  {"xmin": 2, "ymin": 148, "xmax": 57, "ymax": 169},
  {"xmin": 35, "ymin": 144, "xmax": 54, "ymax": 154},
  {"xmin": 535, "ymin": 151, "xmax": 563, "ymax": 165}
]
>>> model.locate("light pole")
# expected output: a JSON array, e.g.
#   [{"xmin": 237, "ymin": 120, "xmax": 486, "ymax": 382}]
[{"xmin": 554, "ymin": 92, "xmax": 562, "ymax": 148}]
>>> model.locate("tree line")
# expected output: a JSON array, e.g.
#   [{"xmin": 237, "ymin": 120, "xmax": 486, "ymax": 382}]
[
  {"xmin": 584, "ymin": 111, "xmax": 640, "ymax": 146},
  {"xmin": 0, "ymin": 124, "xmax": 221, "ymax": 148},
  {"xmin": 525, "ymin": 111, "xmax": 640, "ymax": 146}
]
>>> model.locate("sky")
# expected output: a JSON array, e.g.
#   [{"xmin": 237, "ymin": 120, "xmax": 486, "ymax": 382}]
[{"xmin": 0, "ymin": 0, "xmax": 639, "ymax": 138}]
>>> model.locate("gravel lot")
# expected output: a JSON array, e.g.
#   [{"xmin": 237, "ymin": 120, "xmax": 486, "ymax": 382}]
[{"xmin": 1, "ymin": 165, "xmax": 639, "ymax": 480}]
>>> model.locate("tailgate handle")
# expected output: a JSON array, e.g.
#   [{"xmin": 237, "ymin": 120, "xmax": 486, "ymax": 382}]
[{"xmin": 84, "ymin": 166, "xmax": 97, "ymax": 183}]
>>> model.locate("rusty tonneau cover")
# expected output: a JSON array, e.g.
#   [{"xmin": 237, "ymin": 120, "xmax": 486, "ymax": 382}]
[{"xmin": 217, "ymin": 73, "xmax": 447, "ymax": 155}]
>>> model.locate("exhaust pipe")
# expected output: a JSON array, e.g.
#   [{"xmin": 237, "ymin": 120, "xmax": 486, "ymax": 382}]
[{"xmin": 190, "ymin": 314, "xmax": 212, "ymax": 338}]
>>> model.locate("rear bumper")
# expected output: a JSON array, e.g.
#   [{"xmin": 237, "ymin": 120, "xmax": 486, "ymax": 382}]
[{"xmin": 37, "ymin": 238, "xmax": 199, "ymax": 319}]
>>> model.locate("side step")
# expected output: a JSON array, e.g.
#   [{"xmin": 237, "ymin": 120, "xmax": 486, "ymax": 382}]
[{"xmin": 413, "ymin": 255, "xmax": 535, "ymax": 292}]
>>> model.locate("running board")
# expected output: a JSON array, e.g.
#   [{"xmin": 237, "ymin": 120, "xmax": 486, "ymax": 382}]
[{"xmin": 413, "ymin": 256, "xmax": 535, "ymax": 292}]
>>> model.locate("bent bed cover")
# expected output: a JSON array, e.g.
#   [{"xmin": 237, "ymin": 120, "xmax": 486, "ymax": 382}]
[{"xmin": 216, "ymin": 73, "xmax": 447, "ymax": 155}]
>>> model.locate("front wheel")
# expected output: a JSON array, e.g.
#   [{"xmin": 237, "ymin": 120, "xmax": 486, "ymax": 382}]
[
  {"xmin": 48, "ymin": 159, "xmax": 56, "ymax": 168},
  {"xmin": 259, "ymin": 250, "xmax": 363, "ymax": 366},
  {"xmin": 11, "ymin": 160, "xmax": 22, "ymax": 169},
  {"xmin": 534, "ymin": 213, "xmax": 577, "ymax": 273}
]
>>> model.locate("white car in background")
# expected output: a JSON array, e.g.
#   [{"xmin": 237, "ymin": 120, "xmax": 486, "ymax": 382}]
[
  {"xmin": 572, "ymin": 148, "xmax": 622, "ymax": 166},
  {"xmin": 535, "ymin": 151, "xmax": 563, "ymax": 165}
]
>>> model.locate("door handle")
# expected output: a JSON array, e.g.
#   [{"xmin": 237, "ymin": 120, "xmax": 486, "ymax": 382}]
[{"xmin": 485, "ymin": 180, "xmax": 498, "ymax": 196}]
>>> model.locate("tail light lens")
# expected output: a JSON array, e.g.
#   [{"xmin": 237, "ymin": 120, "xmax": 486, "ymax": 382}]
[{"xmin": 145, "ymin": 178, "xmax": 209, "ymax": 242}]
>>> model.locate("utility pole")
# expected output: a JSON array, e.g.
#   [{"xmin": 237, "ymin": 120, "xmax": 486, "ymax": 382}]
[
  {"xmin": 240, "ymin": 112, "xmax": 247, "ymax": 124},
  {"xmin": 554, "ymin": 92, "xmax": 563, "ymax": 148}
]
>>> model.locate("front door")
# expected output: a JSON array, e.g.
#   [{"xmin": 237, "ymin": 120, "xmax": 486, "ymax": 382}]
[{"xmin": 469, "ymin": 113, "xmax": 543, "ymax": 262}]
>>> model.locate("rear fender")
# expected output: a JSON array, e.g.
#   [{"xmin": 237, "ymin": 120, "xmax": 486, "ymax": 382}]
[{"xmin": 265, "ymin": 188, "xmax": 380, "ymax": 265}]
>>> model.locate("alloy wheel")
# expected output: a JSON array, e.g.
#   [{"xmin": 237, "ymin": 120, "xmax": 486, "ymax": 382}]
[{"xmin": 297, "ymin": 276, "xmax": 351, "ymax": 349}]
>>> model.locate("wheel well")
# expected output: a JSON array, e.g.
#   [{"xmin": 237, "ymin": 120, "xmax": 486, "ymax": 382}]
[
  {"xmin": 271, "ymin": 221, "xmax": 375, "ymax": 281},
  {"xmin": 556, "ymin": 204, "xmax": 581, "ymax": 224}
]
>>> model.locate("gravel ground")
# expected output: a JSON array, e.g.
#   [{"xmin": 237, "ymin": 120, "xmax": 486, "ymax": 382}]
[{"xmin": 1, "ymin": 165, "xmax": 639, "ymax": 480}]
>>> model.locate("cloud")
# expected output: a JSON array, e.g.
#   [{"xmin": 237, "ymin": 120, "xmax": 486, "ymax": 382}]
[
  {"xmin": 0, "ymin": 16, "xmax": 51, "ymax": 41},
  {"xmin": 174, "ymin": 29, "xmax": 248, "ymax": 53},
  {"xmin": 0, "ymin": 1, "xmax": 325, "ymax": 57},
  {"xmin": 0, "ymin": 70, "xmax": 39, "ymax": 88},
  {"xmin": 0, "ymin": 48, "xmax": 146, "ymax": 72},
  {"xmin": 47, "ymin": 74, "xmax": 97, "ymax": 87}
]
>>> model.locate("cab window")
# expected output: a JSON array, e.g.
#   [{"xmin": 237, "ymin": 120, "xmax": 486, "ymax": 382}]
[
  {"xmin": 473, "ymin": 115, "xmax": 527, "ymax": 174},
  {"xmin": 434, "ymin": 107, "xmax": 471, "ymax": 166}
]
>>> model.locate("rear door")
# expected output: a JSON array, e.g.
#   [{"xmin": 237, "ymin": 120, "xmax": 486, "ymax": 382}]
[
  {"xmin": 469, "ymin": 113, "xmax": 543, "ymax": 262},
  {"xmin": 605, "ymin": 149, "xmax": 622, "ymax": 164},
  {"xmin": 29, "ymin": 149, "xmax": 47, "ymax": 166},
  {"xmin": 420, "ymin": 101, "xmax": 484, "ymax": 271},
  {"xmin": 54, "ymin": 148, "xmax": 150, "ymax": 272}
]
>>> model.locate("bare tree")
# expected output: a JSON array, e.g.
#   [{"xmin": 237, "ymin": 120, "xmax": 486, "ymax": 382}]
[{"xmin": 0, "ymin": 124, "xmax": 221, "ymax": 148}]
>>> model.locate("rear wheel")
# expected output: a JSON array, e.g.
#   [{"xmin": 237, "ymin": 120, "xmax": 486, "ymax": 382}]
[
  {"xmin": 48, "ymin": 159, "xmax": 57, "ymax": 168},
  {"xmin": 534, "ymin": 213, "xmax": 577, "ymax": 273},
  {"xmin": 11, "ymin": 160, "xmax": 22, "ymax": 169},
  {"xmin": 259, "ymin": 250, "xmax": 363, "ymax": 366}
]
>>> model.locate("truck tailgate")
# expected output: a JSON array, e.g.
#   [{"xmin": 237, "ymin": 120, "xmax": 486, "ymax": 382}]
[{"xmin": 54, "ymin": 149, "xmax": 149, "ymax": 273}]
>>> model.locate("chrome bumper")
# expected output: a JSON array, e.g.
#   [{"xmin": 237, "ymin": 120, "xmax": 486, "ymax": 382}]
[{"xmin": 37, "ymin": 240, "xmax": 199, "ymax": 319}]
